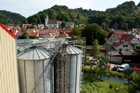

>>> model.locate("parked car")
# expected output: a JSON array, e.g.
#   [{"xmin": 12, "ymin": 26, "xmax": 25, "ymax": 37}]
[
  {"xmin": 112, "ymin": 65, "xmax": 118, "ymax": 71},
  {"xmin": 118, "ymin": 63, "xmax": 129, "ymax": 72}
]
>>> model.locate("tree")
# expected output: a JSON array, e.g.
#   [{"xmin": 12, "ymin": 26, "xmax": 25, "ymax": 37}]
[
  {"xmin": 101, "ymin": 22, "xmax": 109, "ymax": 32},
  {"xmin": 82, "ymin": 23, "xmax": 107, "ymax": 45},
  {"xmin": 128, "ymin": 72, "xmax": 140, "ymax": 93},
  {"xmin": 90, "ymin": 39, "xmax": 100, "ymax": 58},
  {"xmin": 71, "ymin": 26, "xmax": 81, "ymax": 36},
  {"xmin": 43, "ymin": 26, "xmax": 48, "ymax": 29},
  {"xmin": 95, "ymin": 56, "xmax": 110, "ymax": 78},
  {"xmin": 61, "ymin": 21, "xmax": 66, "ymax": 28},
  {"xmin": 19, "ymin": 32, "xmax": 30, "ymax": 39},
  {"xmin": 67, "ymin": 25, "xmax": 71, "ymax": 30},
  {"xmin": 21, "ymin": 28, "xmax": 26, "ymax": 32}
]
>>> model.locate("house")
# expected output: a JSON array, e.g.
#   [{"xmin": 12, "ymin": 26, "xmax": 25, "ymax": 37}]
[
  {"xmin": 37, "ymin": 29, "xmax": 60, "ymax": 38},
  {"xmin": 57, "ymin": 21, "xmax": 62, "ymax": 25},
  {"xmin": 60, "ymin": 29, "xmax": 71, "ymax": 36},
  {"xmin": 107, "ymin": 30, "xmax": 125, "ymax": 42},
  {"xmin": 45, "ymin": 15, "xmax": 58, "ymax": 28},
  {"xmin": 22, "ymin": 24, "xmax": 32, "ymax": 29},
  {"xmin": 26, "ymin": 29, "xmax": 38, "ymax": 37},
  {"xmin": 121, "ymin": 34, "xmax": 140, "ymax": 44},
  {"xmin": 38, "ymin": 24, "xmax": 44, "ymax": 29},
  {"xmin": 112, "ymin": 40, "xmax": 134, "ymax": 52},
  {"xmin": 15, "ymin": 32, "xmax": 23, "ymax": 38},
  {"xmin": 10, "ymin": 28, "xmax": 18, "ymax": 35},
  {"xmin": 66, "ymin": 22, "xmax": 74, "ymax": 28},
  {"xmin": 0, "ymin": 23, "xmax": 19, "ymax": 93}
]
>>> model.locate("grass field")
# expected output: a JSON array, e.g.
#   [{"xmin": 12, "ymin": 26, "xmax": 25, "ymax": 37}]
[{"xmin": 81, "ymin": 75, "xmax": 129, "ymax": 93}]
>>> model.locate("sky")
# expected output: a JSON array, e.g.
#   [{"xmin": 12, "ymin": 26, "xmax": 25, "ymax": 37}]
[{"xmin": 0, "ymin": 0, "xmax": 139, "ymax": 18}]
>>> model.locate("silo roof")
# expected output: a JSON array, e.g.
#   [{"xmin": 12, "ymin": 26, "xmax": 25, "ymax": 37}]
[
  {"xmin": 67, "ymin": 45, "xmax": 83, "ymax": 54},
  {"xmin": 17, "ymin": 49, "xmax": 53, "ymax": 60}
]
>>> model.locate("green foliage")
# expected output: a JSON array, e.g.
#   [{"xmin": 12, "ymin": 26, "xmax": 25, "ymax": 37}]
[
  {"xmin": 66, "ymin": 25, "xmax": 71, "ymax": 30},
  {"xmin": 19, "ymin": 32, "xmax": 30, "ymax": 39},
  {"xmin": 27, "ymin": 25, "xmax": 35, "ymax": 29},
  {"xmin": 82, "ymin": 23, "xmax": 107, "ymax": 45},
  {"xmin": 90, "ymin": 39, "xmax": 100, "ymax": 58},
  {"xmin": 21, "ymin": 28, "xmax": 26, "ymax": 32},
  {"xmin": 61, "ymin": 21, "xmax": 66, "ymax": 28},
  {"xmin": 128, "ymin": 72, "xmax": 140, "ymax": 93},
  {"xmin": 71, "ymin": 26, "xmax": 81, "ymax": 36},
  {"xmin": 0, "ymin": 10, "xmax": 25, "ymax": 25},
  {"xmin": 81, "ymin": 75, "xmax": 129, "ymax": 93},
  {"xmin": 43, "ymin": 26, "xmax": 48, "ymax": 29}
]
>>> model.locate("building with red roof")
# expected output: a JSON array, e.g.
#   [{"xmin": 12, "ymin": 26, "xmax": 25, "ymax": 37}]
[
  {"xmin": 107, "ymin": 30, "xmax": 126, "ymax": 43},
  {"xmin": 22, "ymin": 24, "xmax": 32, "ymax": 29},
  {"xmin": 15, "ymin": 32, "xmax": 23, "ymax": 38}
]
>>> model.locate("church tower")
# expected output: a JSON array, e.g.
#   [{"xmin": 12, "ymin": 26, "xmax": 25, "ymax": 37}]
[{"xmin": 45, "ymin": 15, "xmax": 48, "ymax": 26}]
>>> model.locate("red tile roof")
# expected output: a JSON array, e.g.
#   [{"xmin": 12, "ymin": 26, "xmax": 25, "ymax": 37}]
[
  {"xmin": 26, "ymin": 29, "xmax": 35, "ymax": 34},
  {"xmin": 60, "ymin": 29, "xmax": 71, "ymax": 36},
  {"xmin": 30, "ymin": 32, "xmax": 38, "ymax": 37},
  {"xmin": 16, "ymin": 32, "xmax": 23, "ymax": 36},
  {"xmin": 126, "ymin": 35, "xmax": 135, "ymax": 42},
  {"xmin": 132, "ymin": 28, "xmax": 140, "ymax": 33},
  {"xmin": 10, "ymin": 28, "xmax": 17, "ymax": 35},
  {"xmin": 57, "ymin": 21, "xmax": 62, "ymax": 24},
  {"xmin": 121, "ymin": 34, "xmax": 130, "ymax": 40},
  {"xmin": 22, "ymin": 24, "xmax": 32, "ymax": 28},
  {"xmin": 112, "ymin": 40, "xmax": 125, "ymax": 47},
  {"xmin": 37, "ymin": 29, "xmax": 60, "ymax": 34},
  {"xmin": 114, "ymin": 30, "xmax": 125, "ymax": 38},
  {"xmin": 0, "ymin": 23, "xmax": 17, "ymax": 39}
]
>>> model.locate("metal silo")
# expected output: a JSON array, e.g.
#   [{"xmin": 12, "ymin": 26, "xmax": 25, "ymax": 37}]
[
  {"xmin": 54, "ymin": 44, "xmax": 83, "ymax": 93},
  {"xmin": 17, "ymin": 47, "xmax": 54, "ymax": 93}
]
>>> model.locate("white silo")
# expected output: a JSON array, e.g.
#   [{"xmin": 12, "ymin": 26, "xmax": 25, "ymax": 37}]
[
  {"xmin": 54, "ymin": 44, "xmax": 83, "ymax": 93},
  {"xmin": 17, "ymin": 48, "xmax": 54, "ymax": 93}
]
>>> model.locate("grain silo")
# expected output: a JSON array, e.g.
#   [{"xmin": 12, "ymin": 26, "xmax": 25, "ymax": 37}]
[
  {"xmin": 54, "ymin": 44, "xmax": 83, "ymax": 93},
  {"xmin": 17, "ymin": 46, "xmax": 54, "ymax": 93}
]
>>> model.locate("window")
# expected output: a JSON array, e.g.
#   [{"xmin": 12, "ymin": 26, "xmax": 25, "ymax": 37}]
[
  {"xmin": 126, "ymin": 45, "xmax": 128, "ymax": 47},
  {"xmin": 123, "ymin": 45, "xmax": 125, "ymax": 47},
  {"xmin": 126, "ymin": 49, "xmax": 129, "ymax": 51},
  {"xmin": 119, "ymin": 49, "xmax": 122, "ymax": 51}
]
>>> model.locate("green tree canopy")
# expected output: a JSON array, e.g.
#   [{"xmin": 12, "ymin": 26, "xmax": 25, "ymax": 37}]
[
  {"xmin": 90, "ymin": 39, "xmax": 100, "ymax": 58},
  {"xmin": 71, "ymin": 26, "xmax": 81, "ymax": 36},
  {"xmin": 82, "ymin": 23, "xmax": 107, "ymax": 45},
  {"xmin": 61, "ymin": 21, "xmax": 66, "ymax": 28}
]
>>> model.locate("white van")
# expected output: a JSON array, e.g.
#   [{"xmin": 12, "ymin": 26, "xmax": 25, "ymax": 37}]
[{"xmin": 118, "ymin": 63, "xmax": 129, "ymax": 71}]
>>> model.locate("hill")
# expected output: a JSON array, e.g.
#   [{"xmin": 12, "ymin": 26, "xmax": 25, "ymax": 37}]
[
  {"xmin": 0, "ymin": 10, "xmax": 25, "ymax": 25},
  {"xmin": 88, "ymin": 1, "xmax": 140, "ymax": 30},
  {"xmin": 23, "ymin": 5, "xmax": 99, "ymax": 25},
  {"xmin": 24, "ymin": 1, "xmax": 140, "ymax": 30}
]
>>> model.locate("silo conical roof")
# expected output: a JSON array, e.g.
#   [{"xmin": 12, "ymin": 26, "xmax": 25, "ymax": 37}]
[
  {"xmin": 17, "ymin": 49, "xmax": 53, "ymax": 60},
  {"xmin": 66, "ymin": 45, "xmax": 83, "ymax": 54}
]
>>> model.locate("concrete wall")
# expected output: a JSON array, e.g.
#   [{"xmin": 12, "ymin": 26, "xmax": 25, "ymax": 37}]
[{"xmin": 0, "ymin": 26, "xmax": 19, "ymax": 93}]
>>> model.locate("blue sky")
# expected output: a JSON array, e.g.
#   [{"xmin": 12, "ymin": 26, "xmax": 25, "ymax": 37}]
[{"xmin": 0, "ymin": 0, "xmax": 139, "ymax": 18}]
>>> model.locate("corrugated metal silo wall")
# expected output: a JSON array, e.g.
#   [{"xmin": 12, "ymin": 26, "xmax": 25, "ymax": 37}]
[
  {"xmin": 70, "ymin": 54, "xmax": 82, "ymax": 93},
  {"xmin": 18, "ymin": 59, "xmax": 54, "ymax": 93},
  {"xmin": 54, "ymin": 53, "xmax": 82, "ymax": 93}
]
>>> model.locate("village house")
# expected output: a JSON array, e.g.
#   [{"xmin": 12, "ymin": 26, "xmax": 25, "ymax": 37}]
[
  {"xmin": 107, "ymin": 30, "xmax": 126, "ymax": 43},
  {"xmin": 66, "ymin": 22, "xmax": 74, "ymax": 28},
  {"xmin": 22, "ymin": 24, "xmax": 32, "ymax": 29},
  {"xmin": 26, "ymin": 29, "xmax": 38, "ymax": 37},
  {"xmin": 112, "ymin": 40, "xmax": 134, "ymax": 52},
  {"xmin": 15, "ymin": 32, "xmax": 23, "ymax": 38},
  {"xmin": 38, "ymin": 24, "xmax": 44, "ymax": 29},
  {"xmin": 45, "ymin": 15, "xmax": 58, "ymax": 29}
]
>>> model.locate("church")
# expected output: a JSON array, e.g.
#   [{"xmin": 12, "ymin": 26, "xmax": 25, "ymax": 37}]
[{"xmin": 45, "ymin": 15, "xmax": 58, "ymax": 29}]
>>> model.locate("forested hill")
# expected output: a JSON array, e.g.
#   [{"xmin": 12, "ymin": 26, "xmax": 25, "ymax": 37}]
[
  {"xmin": 88, "ymin": 1, "xmax": 140, "ymax": 30},
  {"xmin": 0, "ymin": 10, "xmax": 25, "ymax": 25},
  {"xmin": 23, "ymin": 5, "xmax": 99, "ymax": 25}
]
